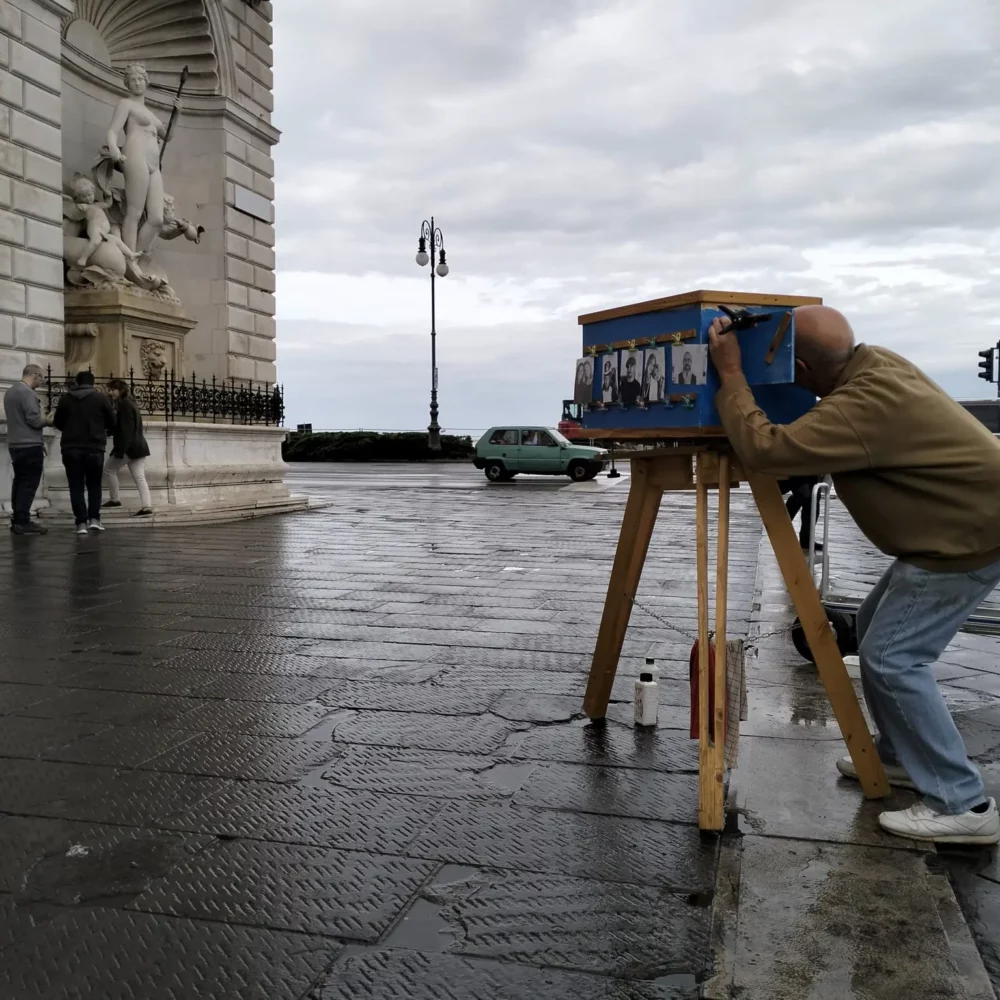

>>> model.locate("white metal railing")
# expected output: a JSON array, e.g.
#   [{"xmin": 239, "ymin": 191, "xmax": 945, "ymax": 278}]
[{"xmin": 808, "ymin": 476, "xmax": 833, "ymax": 601}]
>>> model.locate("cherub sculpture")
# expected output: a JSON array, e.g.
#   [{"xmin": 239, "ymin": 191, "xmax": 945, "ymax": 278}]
[
  {"xmin": 158, "ymin": 195, "xmax": 204, "ymax": 245},
  {"xmin": 69, "ymin": 175, "xmax": 140, "ymax": 269}
]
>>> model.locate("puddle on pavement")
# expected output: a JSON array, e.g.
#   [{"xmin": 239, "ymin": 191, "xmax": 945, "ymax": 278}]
[
  {"xmin": 21, "ymin": 838, "xmax": 186, "ymax": 906},
  {"xmin": 298, "ymin": 710, "xmax": 354, "ymax": 742},
  {"xmin": 653, "ymin": 972, "xmax": 699, "ymax": 989},
  {"xmin": 386, "ymin": 865, "xmax": 480, "ymax": 951},
  {"xmin": 475, "ymin": 762, "xmax": 536, "ymax": 793}
]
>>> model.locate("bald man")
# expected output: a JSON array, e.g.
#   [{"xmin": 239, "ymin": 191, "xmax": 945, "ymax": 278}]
[{"xmin": 708, "ymin": 305, "xmax": 1000, "ymax": 845}]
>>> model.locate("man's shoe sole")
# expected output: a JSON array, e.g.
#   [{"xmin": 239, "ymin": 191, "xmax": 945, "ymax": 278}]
[
  {"xmin": 836, "ymin": 756, "xmax": 917, "ymax": 790},
  {"xmin": 892, "ymin": 831, "xmax": 1000, "ymax": 845}
]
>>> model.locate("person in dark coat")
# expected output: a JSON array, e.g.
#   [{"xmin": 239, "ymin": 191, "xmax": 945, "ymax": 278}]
[
  {"xmin": 779, "ymin": 475, "xmax": 822, "ymax": 550},
  {"xmin": 102, "ymin": 379, "xmax": 152, "ymax": 517},
  {"xmin": 53, "ymin": 370, "xmax": 116, "ymax": 533}
]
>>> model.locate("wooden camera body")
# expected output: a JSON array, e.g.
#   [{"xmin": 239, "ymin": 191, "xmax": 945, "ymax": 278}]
[{"xmin": 575, "ymin": 289, "xmax": 822, "ymax": 437}]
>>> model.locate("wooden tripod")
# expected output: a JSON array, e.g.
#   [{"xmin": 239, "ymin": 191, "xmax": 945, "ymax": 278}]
[{"xmin": 582, "ymin": 446, "xmax": 890, "ymax": 831}]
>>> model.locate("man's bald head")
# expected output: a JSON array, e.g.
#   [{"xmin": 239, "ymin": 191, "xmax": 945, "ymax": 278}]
[{"xmin": 792, "ymin": 305, "xmax": 856, "ymax": 397}]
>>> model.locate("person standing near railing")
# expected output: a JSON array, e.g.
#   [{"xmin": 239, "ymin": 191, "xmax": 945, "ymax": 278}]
[
  {"xmin": 52, "ymin": 371, "xmax": 116, "ymax": 535},
  {"xmin": 3, "ymin": 364, "xmax": 54, "ymax": 535},
  {"xmin": 102, "ymin": 380, "xmax": 152, "ymax": 517}
]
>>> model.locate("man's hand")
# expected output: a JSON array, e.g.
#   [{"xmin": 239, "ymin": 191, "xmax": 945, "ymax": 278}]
[{"xmin": 708, "ymin": 316, "xmax": 742, "ymax": 381}]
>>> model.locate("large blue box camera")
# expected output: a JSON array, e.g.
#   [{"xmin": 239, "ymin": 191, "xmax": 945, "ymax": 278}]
[{"xmin": 575, "ymin": 289, "xmax": 821, "ymax": 435}]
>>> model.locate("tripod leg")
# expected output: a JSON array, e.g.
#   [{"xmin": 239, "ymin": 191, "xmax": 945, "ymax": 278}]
[{"xmin": 748, "ymin": 472, "xmax": 889, "ymax": 798}]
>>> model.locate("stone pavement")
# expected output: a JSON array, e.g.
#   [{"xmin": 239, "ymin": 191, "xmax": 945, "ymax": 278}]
[
  {"xmin": 703, "ymin": 495, "xmax": 1000, "ymax": 999},
  {"xmin": 825, "ymin": 495, "xmax": 1000, "ymax": 998},
  {"xmin": 0, "ymin": 462, "xmax": 765, "ymax": 999}
]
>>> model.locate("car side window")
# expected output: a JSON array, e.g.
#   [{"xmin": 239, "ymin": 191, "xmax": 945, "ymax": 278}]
[
  {"xmin": 536, "ymin": 431, "xmax": 556, "ymax": 447},
  {"xmin": 490, "ymin": 429, "xmax": 517, "ymax": 445},
  {"xmin": 521, "ymin": 430, "xmax": 540, "ymax": 446}
]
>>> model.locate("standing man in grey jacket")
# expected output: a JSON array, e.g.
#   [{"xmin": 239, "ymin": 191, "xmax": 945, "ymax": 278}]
[{"xmin": 3, "ymin": 364, "xmax": 51, "ymax": 535}]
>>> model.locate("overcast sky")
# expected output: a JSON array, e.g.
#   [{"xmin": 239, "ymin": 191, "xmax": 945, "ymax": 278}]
[{"xmin": 272, "ymin": 0, "xmax": 1000, "ymax": 434}]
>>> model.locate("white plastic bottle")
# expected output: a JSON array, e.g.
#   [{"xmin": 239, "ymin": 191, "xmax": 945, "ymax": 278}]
[{"xmin": 634, "ymin": 671, "xmax": 659, "ymax": 727}]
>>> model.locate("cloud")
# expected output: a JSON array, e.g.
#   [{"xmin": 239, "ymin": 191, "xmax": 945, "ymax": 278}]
[{"xmin": 272, "ymin": 0, "xmax": 1000, "ymax": 431}]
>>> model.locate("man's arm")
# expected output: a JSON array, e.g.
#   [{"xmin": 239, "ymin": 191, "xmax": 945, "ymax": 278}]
[
  {"xmin": 19, "ymin": 388, "xmax": 45, "ymax": 430},
  {"xmin": 716, "ymin": 373, "xmax": 870, "ymax": 476},
  {"xmin": 708, "ymin": 321, "xmax": 870, "ymax": 477}
]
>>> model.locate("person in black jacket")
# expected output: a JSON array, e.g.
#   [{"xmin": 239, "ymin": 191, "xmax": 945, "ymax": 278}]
[
  {"xmin": 779, "ymin": 475, "xmax": 822, "ymax": 551},
  {"xmin": 52, "ymin": 370, "xmax": 116, "ymax": 534},
  {"xmin": 102, "ymin": 379, "xmax": 152, "ymax": 517}
]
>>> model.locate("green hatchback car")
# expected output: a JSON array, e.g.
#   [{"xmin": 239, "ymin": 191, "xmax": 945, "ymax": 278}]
[{"xmin": 473, "ymin": 427, "xmax": 609, "ymax": 482}]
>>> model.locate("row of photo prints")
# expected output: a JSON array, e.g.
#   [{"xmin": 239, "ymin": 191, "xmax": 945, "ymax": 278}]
[{"xmin": 573, "ymin": 345, "xmax": 708, "ymax": 406}]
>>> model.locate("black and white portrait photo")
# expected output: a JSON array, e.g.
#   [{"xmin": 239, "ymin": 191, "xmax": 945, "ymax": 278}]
[
  {"xmin": 643, "ymin": 347, "xmax": 666, "ymax": 402},
  {"xmin": 672, "ymin": 344, "xmax": 707, "ymax": 386},
  {"xmin": 619, "ymin": 349, "xmax": 644, "ymax": 406},
  {"xmin": 574, "ymin": 356, "xmax": 594, "ymax": 405},
  {"xmin": 600, "ymin": 356, "xmax": 619, "ymax": 404}
]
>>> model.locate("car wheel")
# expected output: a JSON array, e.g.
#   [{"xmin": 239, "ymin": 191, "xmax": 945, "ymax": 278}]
[
  {"xmin": 568, "ymin": 460, "xmax": 589, "ymax": 482},
  {"xmin": 485, "ymin": 461, "xmax": 506, "ymax": 482},
  {"xmin": 501, "ymin": 471, "xmax": 517, "ymax": 481},
  {"xmin": 584, "ymin": 467, "xmax": 599, "ymax": 480}
]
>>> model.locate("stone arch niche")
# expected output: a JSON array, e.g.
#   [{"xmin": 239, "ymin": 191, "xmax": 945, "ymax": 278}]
[
  {"xmin": 63, "ymin": 0, "xmax": 222, "ymax": 95},
  {"xmin": 59, "ymin": 0, "xmax": 240, "ymax": 382}
]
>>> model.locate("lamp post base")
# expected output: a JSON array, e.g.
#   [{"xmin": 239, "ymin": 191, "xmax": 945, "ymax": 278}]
[{"xmin": 427, "ymin": 423, "xmax": 442, "ymax": 451}]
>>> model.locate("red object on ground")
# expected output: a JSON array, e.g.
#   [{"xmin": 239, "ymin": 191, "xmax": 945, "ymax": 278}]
[{"xmin": 689, "ymin": 639, "xmax": 725, "ymax": 740}]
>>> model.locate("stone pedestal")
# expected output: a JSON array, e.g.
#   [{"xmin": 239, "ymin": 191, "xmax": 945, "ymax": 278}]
[
  {"xmin": 64, "ymin": 287, "xmax": 197, "ymax": 381},
  {"xmin": 0, "ymin": 420, "xmax": 316, "ymax": 526}
]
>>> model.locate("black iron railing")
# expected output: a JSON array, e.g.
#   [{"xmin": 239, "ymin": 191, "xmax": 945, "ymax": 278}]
[{"xmin": 44, "ymin": 367, "xmax": 285, "ymax": 426}]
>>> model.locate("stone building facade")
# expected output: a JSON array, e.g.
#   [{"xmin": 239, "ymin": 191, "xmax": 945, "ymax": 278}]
[{"xmin": 0, "ymin": 0, "xmax": 278, "ymax": 385}]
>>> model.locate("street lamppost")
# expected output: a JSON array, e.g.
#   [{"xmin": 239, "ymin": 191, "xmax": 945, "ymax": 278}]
[{"xmin": 415, "ymin": 217, "xmax": 449, "ymax": 450}]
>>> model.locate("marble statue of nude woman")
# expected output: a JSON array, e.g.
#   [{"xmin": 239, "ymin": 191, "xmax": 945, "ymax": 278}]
[{"xmin": 105, "ymin": 62, "xmax": 181, "ymax": 255}]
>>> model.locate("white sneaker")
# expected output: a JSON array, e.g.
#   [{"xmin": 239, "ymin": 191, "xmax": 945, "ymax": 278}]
[
  {"xmin": 87, "ymin": 520, "xmax": 105, "ymax": 532},
  {"xmin": 836, "ymin": 755, "xmax": 916, "ymax": 790},
  {"xmin": 75, "ymin": 523, "xmax": 88, "ymax": 535},
  {"xmin": 879, "ymin": 798, "xmax": 1000, "ymax": 845}
]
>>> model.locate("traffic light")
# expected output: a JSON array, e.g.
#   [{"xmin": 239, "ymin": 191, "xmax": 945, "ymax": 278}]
[{"xmin": 978, "ymin": 348, "xmax": 995, "ymax": 383}]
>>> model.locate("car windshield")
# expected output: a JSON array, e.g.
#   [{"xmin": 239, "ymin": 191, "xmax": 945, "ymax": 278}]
[{"xmin": 549, "ymin": 429, "xmax": 571, "ymax": 445}]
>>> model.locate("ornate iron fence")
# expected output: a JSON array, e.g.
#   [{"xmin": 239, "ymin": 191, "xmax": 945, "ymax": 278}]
[{"xmin": 44, "ymin": 367, "xmax": 285, "ymax": 426}]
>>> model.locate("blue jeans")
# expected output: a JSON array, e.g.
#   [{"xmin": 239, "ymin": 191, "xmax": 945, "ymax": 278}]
[{"xmin": 857, "ymin": 557, "xmax": 1000, "ymax": 814}]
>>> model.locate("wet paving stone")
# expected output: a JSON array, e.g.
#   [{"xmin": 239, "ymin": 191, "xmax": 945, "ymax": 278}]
[
  {"xmin": 163, "ymin": 779, "xmax": 443, "ymax": 853},
  {"xmin": 194, "ymin": 673, "xmax": 337, "ymax": 704},
  {"xmin": 142, "ymin": 732, "xmax": 341, "ymax": 782},
  {"xmin": 0, "ymin": 816, "xmax": 213, "ymax": 902},
  {"xmin": 0, "ymin": 906, "xmax": 337, "ymax": 1000},
  {"xmin": 66, "ymin": 663, "xmax": 218, "ymax": 696},
  {"xmin": 313, "ymin": 948, "xmax": 697, "ymax": 999},
  {"xmin": 169, "ymin": 700, "xmax": 334, "ymax": 737},
  {"xmin": 0, "ymin": 468, "xmax": 769, "ymax": 996},
  {"xmin": 131, "ymin": 839, "xmax": 436, "ymax": 940},
  {"xmin": 332, "ymin": 710, "xmax": 528, "ymax": 754},
  {"xmin": 510, "ymin": 720, "xmax": 699, "ymax": 772},
  {"xmin": 18, "ymin": 689, "xmax": 210, "ymax": 727},
  {"xmin": 44, "ymin": 725, "xmax": 198, "ymax": 768},
  {"xmin": 321, "ymin": 746, "xmax": 536, "ymax": 800},
  {"xmin": 0, "ymin": 759, "xmax": 224, "ymax": 828},
  {"xmin": 0, "ymin": 682, "xmax": 66, "ymax": 715},
  {"xmin": 0, "ymin": 716, "xmax": 106, "ymax": 760},
  {"xmin": 488, "ymin": 690, "xmax": 586, "ymax": 723},
  {"xmin": 514, "ymin": 761, "xmax": 699, "ymax": 823},
  {"xmin": 394, "ymin": 865, "xmax": 711, "ymax": 980},
  {"xmin": 318, "ymin": 679, "xmax": 498, "ymax": 715},
  {"xmin": 407, "ymin": 800, "xmax": 717, "ymax": 890}
]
